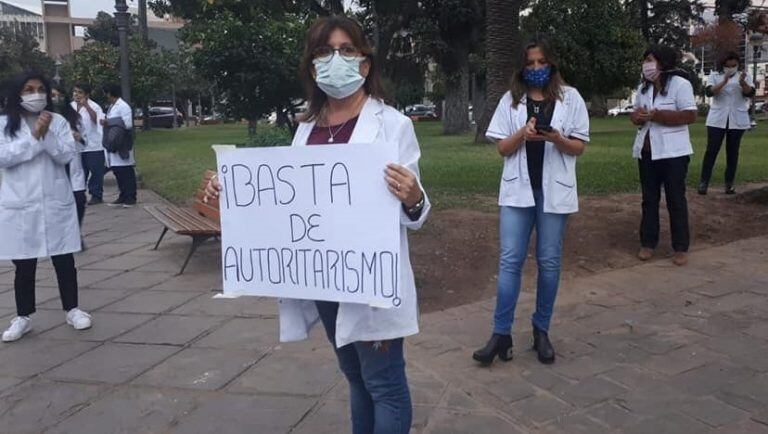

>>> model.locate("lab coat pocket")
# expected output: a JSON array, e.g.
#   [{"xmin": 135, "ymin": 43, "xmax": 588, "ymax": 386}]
[
  {"xmin": 501, "ymin": 157, "xmax": 519, "ymax": 182},
  {"xmin": 53, "ymin": 179, "xmax": 74, "ymax": 205},
  {"xmin": 735, "ymin": 108, "xmax": 750, "ymax": 128},
  {"xmin": 662, "ymin": 126, "xmax": 689, "ymax": 149},
  {"xmin": 552, "ymin": 178, "xmax": 576, "ymax": 208}
]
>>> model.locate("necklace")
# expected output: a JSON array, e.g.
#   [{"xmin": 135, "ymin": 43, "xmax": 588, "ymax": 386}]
[{"xmin": 327, "ymin": 118, "xmax": 352, "ymax": 143}]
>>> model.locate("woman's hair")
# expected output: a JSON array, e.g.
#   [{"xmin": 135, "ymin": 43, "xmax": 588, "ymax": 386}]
[
  {"xmin": 510, "ymin": 36, "xmax": 566, "ymax": 106},
  {"xmin": 74, "ymin": 83, "xmax": 93, "ymax": 95},
  {"xmin": 717, "ymin": 51, "xmax": 741, "ymax": 71},
  {"xmin": 102, "ymin": 83, "xmax": 122, "ymax": 99},
  {"xmin": 53, "ymin": 85, "xmax": 81, "ymax": 132},
  {"xmin": 299, "ymin": 15, "xmax": 386, "ymax": 123},
  {"xmin": 1, "ymin": 71, "xmax": 53, "ymax": 138},
  {"xmin": 640, "ymin": 45, "xmax": 690, "ymax": 96}
]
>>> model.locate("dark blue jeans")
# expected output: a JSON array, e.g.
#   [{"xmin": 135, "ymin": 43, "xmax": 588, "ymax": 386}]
[
  {"xmin": 315, "ymin": 301, "xmax": 412, "ymax": 434},
  {"xmin": 81, "ymin": 151, "xmax": 105, "ymax": 200},
  {"xmin": 493, "ymin": 189, "xmax": 568, "ymax": 334}
]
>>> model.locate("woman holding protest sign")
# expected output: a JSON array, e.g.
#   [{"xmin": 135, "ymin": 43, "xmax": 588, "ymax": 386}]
[
  {"xmin": 473, "ymin": 36, "xmax": 589, "ymax": 366},
  {"xmin": 205, "ymin": 15, "xmax": 429, "ymax": 434}
]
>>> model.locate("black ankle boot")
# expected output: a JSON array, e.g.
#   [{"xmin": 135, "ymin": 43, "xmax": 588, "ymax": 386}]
[
  {"xmin": 532, "ymin": 327, "xmax": 555, "ymax": 364},
  {"xmin": 697, "ymin": 181, "xmax": 708, "ymax": 195},
  {"xmin": 725, "ymin": 183, "xmax": 736, "ymax": 195},
  {"xmin": 473, "ymin": 334, "xmax": 513, "ymax": 364}
]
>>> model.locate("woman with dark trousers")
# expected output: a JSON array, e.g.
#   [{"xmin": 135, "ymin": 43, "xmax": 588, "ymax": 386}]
[
  {"xmin": 52, "ymin": 86, "xmax": 87, "ymax": 226},
  {"xmin": 630, "ymin": 45, "xmax": 697, "ymax": 266},
  {"xmin": 0, "ymin": 72, "xmax": 92, "ymax": 342},
  {"xmin": 698, "ymin": 51, "xmax": 755, "ymax": 195}
]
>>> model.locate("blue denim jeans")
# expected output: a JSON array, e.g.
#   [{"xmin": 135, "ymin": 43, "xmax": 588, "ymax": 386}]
[
  {"xmin": 315, "ymin": 301, "xmax": 412, "ymax": 434},
  {"xmin": 81, "ymin": 151, "xmax": 105, "ymax": 200},
  {"xmin": 493, "ymin": 189, "xmax": 569, "ymax": 334}
]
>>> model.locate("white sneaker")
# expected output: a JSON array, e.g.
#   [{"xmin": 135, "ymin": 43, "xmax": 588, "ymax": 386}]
[
  {"xmin": 66, "ymin": 308, "xmax": 92, "ymax": 330},
  {"xmin": 2, "ymin": 316, "xmax": 31, "ymax": 342}
]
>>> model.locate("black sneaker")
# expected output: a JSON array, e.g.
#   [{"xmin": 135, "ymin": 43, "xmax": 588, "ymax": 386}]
[
  {"xmin": 725, "ymin": 184, "xmax": 736, "ymax": 195},
  {"xmin": 122, "ymin": 200, "xmax": 137, "ymax": 208},
  {"xmin": 87, "ymin": 197, "xmax": 103, "ymax": 206},
  {"xmin": 107, "ymin": 198, "xmax": 125, "ymax": 207}
]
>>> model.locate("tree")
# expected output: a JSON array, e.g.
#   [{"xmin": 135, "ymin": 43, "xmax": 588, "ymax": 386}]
[
  {"xmin": 413, "ymin": 0, "xmax": 485, "ymax": 135},
  {"xmin": 84, "ymin": 11, "xmax": 138, "ymax": 46},
  {"xmin": 0, "ymin": 27, "xmax": 55, "ymax": 94},
  {"xmin": 178, "ymin": 5, "xmax": 306, "ymax": 137},
  {"xmin": 475, "ymin": 0, "xmax": 522, "ymax": 143},
  {"xmin": 523, "ymin": 0, "xmax": 646, "ymax": 116},
  {"xmin": 715, "ymin": 0, "xmax": 750, "ymax": 23},
  {"xmin": 625, "ymin": 0, "xmax": 704, "ymax": 50}
]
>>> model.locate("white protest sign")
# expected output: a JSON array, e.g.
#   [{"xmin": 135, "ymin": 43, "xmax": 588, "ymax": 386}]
[{"xmin": 214, "ymin": 143, "xmax": 402, "ymax": 308}]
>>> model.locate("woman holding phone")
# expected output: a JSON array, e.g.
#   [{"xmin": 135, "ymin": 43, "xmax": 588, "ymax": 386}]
[
  {"xmin": 630, "ymin": 45, "xmax": 697, "ymax": 266},
  {"xmin": 698, "ymin": 51, "xmax": 755, "ymax": 195},
  {"xmin": 474, "ymin": 36, "xmax": 589, "ymax": 366}
]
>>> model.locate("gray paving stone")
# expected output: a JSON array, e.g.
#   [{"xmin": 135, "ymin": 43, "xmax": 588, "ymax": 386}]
[
  {"xmin": 0, "ymin": 376, "xmax": 24, "ymax": 394},
  {"xmin": 101, "ymin": 291, "xmax": 199, "ymax": 314},
  {"xmin": 94, "ymin": 271, "xmax": 172, "ymax": 291},
  {"xmin": 645, "ymin": 345, "xmax": 725, "ymax": 376},
  {"xmin": 41, "ymin": 312, "xmax": 154, "ymax": 342},
  {"xmin": 539, "ymin": 413, "xmax": 607, "ymax": 434},
  {"xmin": 0, "ymin": 380, "xmax": 104, "ymax": 432},
  {"xmin": 679, "ymin": 397, "xmax": 749, "ymax": 428},
  {"xmin": 46, "ymin": 343, "xmax": 179, "ymax": 384},
  {"xmin": 78, "ymin": 254, "xmax": 157, "ymax": 271},
  {"xmin": 711, "ymin": 419, "xmax": 768, "ymax": 434},
  {"xmin": 228, "ymin": 351, "xmax": 340, "ymax": 396},
  {"xmin": 168, "ymin": 393, "xmax": 314, "ymax": 434},
  {"xmin": 39, "ymin": 289, "xmax": 131, "ymax": 311},
  {"xmin": 623, "ymin": 412, "xmax": 713, "ymax": 434},
  {"xmin": 425, "ymin": 409, "xmax": 524, "ymax": 434},
  {"xmin": 0, "ymin": 339, "xmax": 97, "ymax": 377},
  {"xmin": 504, "ymin": 393, "xmax": 572, "ymax": 425},
  {"xmin": 133, "ymin": 347, "xmax": 261, "ymax": 390},
  {"xmin": 0, "ymin": 286, "xmax": 59, "ymax": 309},
  {"xmin": 614, "ymin": 383, "xmax": 694, "ymax": 418},
  {"xmin": 74, "ymin": 269, "xmax": 125, "ymax": 288},
  {"xmin": 192, "ymin": 317, "xmax": 279, "ymax": 350},
  {"xmin": 49, "ymin": 386, "xmax": 199, "ymax": 434},
  {"xmin": 145, "ymin": 272, "xmax": 223, "ymax": 292},
  {"xmin": 291, "ymin": 399, "xmax": 351, "ymax": 434},
  {"xmin": 408, "ymin": 367, "xmax": 447, "ymax": 406},
  {"xmin": 583, "ymin": 402, "xmax": 643, "ymax": 429},
  {"xmin": 668, "ymin": 362, "xmax": 756, "ymax": 396},
  {"xmin": 716, "ymin": 375, "xmax": 768, "ymax": 413},
  {"xmin": 552, "ymin": 354, "xmax": 615, "ymax": 380},
  {"xmin": 171, "ymin": 293, "xmax": 278, "ymax": 317},
  {"xmin": 115, "ymin": 314, "xmax": 226, "ymax": 346},
  {"xmin": 468, "ymin": 368, "xmax": 536, "ymax": 404},
  {"xmin": 443, "ymin": 387, "xmax": 484, "ymax": 410},
  {"xmin": 551, "ymin": 376, "xmax": 628, "ymax": 408}
]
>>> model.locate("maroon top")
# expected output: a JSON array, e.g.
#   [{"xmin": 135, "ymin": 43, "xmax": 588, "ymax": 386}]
[{"xmin": 307, "ymin": 116, "xmax": 359, "ymax": 145}]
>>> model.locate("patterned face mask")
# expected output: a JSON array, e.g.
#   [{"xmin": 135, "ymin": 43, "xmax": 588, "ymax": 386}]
[{"xmin": 523, "ymin": 66, "xmax": 552, "ymax": 89}]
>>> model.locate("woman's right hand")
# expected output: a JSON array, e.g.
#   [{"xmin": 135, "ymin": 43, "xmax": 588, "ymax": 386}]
[
  {"xmin": 522, "ymin": 117, "xmax": 545, "ymax": 142},
  {"xmin": 32, "ymin": 111, "xmax": 52, "ymax": 140},
  {"xmin": 203, "ymin": 175, "xmax": 222, "ymax": 204}
]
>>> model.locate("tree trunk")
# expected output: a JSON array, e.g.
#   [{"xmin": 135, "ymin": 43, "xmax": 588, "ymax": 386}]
[
  {"xmin": 639, "ymin": 0, "xmax": 650, "ymax": 41},
  {"xmin": 443, "ymin": 62, "xmax": 471, "ymax": 135},
  {"xmin": 248, "ymin": 118, "xmax": 258, "ymax": 144},
  {"xmin": 472, "ymin": 74, "xmax": 486, "ymax": 127},
  {"xmin": 475, "ymin": 0, "xmax": 521, "ymax": 143},
  {"xmin": 590, "ymin": 94, "xmax": 608, "ymax": 117}
]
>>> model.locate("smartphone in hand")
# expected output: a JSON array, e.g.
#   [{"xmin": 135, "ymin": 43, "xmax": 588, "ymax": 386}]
[{"xmin": 535, "ymin": 125, "xmax": 553, "ymax": 134}]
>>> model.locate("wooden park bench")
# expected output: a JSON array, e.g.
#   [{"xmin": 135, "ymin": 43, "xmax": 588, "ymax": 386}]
[{"xmin": 144, "ymin": 170, "xmax": 221, "ymax": 275}]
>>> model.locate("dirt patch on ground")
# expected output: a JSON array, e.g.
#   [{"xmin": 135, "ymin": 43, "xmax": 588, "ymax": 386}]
[{"xmin": 411, "ymin": 183, "xmax": 768, "ymax": 313}]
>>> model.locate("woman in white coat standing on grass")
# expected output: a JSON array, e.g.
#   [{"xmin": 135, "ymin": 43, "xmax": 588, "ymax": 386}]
[
  {"xmin": 205, "ymin": 16, "xmax": 429, "ymax": 434},
  {"xmin": 0, "ymin": 71, "xmax": 92, "ymax": 342}
]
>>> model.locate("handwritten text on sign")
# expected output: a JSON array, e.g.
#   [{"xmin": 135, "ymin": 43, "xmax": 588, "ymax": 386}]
[{"xmin": 214, "ymin": 143, "xmax": 401, "ymax": 308}]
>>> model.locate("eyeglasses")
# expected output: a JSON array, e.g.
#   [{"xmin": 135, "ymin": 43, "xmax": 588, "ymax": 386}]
[{"xmin": 313, "ymin": 44, "xmax": 362, "ymax": 62}]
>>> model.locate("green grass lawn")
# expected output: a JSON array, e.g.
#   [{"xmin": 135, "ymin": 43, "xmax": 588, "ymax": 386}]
[{"xmin": 135, "ymin": 117, "xmax": 768, "ymax": 208}]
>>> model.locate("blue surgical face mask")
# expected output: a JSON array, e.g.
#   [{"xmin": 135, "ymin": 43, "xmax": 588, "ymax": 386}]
[
  {"xmin": 523, "ymin": 66, "xmax": 552, "ymax": 88},
  {"xmin": 313, "ymin": 53, "xmax": 366, "ymax": 100}
]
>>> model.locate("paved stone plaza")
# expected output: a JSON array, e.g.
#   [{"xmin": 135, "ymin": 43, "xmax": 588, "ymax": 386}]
[{"xmin": 0, "ymin": 180, "xmax": 767, "ymax": 433}]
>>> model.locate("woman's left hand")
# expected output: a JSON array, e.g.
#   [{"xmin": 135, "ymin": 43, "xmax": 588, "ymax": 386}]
[
  {"xmin": 539, "ymin": 128, "xmax": 564, "ymax": 146},
  {"xmin": 385, "ymin": 163, "xmax": 422, "ymax": 208}
]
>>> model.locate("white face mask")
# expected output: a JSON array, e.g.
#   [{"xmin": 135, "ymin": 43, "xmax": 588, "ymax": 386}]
[
  {"xmin": 20, "ymin": 93, "xmax": 47, "ymax": 113},
  {"xmin": 313, "ymin": 53, "xmax": 366, "ymax": 100},
  {"xmin": 723, "ymin": 66, "xmax": 738, "ymax": 77}
]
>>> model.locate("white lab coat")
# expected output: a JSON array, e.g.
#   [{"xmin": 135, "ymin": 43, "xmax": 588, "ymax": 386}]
[
  {"xmin": 104, "ymin": 98, "xmax": 135, "ymax": 167},
  {"xmin": 277, "ymin": 97, "xmax": 431, "ymax": 348},
  {"xmin": 706, "ymin": 71, "xmax": 754, "ymax": 130},
  {"xmin": 71, "ymin": 99, "xmax": 105, "ymax": 153},
  {"xmin": 0, "ymin": 112, "xmax": 82, "ymax": 260},
  {"xmin": 69, "ymin": 140, "xmax": 86, "ymax": 192},
  {"xmin": 485, "ymin": 87, "xmax": 590, "ymax": 214},
  {"xmin": 632, "ymin": 75, "xmax": 697, "ymax": 160}
]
